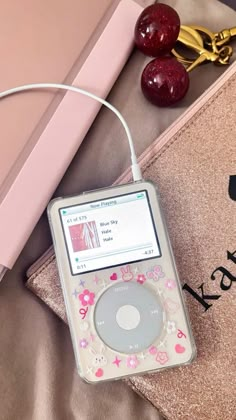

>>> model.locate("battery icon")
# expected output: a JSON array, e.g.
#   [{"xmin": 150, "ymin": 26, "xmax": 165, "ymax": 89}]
[{"xmin": 137, "ymin": 193, "xmax": 144, "ymax": 199}]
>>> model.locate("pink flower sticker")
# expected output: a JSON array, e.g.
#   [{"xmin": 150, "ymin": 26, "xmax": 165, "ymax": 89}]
[
  {"xmin": 165, "ymin": 279, "xmax": 176, "ymax": 290},
  {"xmin": 156, "ymin": 351, "xmax": 169, "ymax": 365},
  {"xmin": 137, "ymin": 274, "xmax": 146, "ymax": 285},
  {"xmin": 79, "ymin": 289, "xmax": 95, "ymax": 306},
  {"xmin": 127, "ymin": 355, "xmax": 139, "ymax": 369},
  {"xmin": 79, "ymin": 338, "xmax": 88, "ymax": 348}
]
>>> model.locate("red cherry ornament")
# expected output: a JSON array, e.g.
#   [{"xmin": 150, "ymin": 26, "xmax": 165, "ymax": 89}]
[
  {"xmin": 134, "ymin": 3, "xmax": 180, "ymax": 57},
  {"xmin": 141, "ymin": 57, "xmax": 189, "ymax": 107}
]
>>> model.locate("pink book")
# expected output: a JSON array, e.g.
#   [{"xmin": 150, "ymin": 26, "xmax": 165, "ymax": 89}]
[{"xmin": 0, "ymin": 0, "xmax": 143, "ymax": 278}]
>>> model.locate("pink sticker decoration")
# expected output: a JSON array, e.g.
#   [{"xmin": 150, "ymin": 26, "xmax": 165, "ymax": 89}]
[
  {"xmin": 147, "ymin": 265, "xmax": 165, "ymax": 282},
  {"xmin": 149, "ymin": 345, "xmax": 157, "ymax": 355},
  {"xmin": 165, "ymin": 278, "xmax": 176, "ymax": 290},
  {"xmin": 79, "ymin": 289, "xmax": 95, "ymax": 306},
  {"xmin": 175, "ymin": 344, "xmax": 186, "ymax": 354},
  {"xmin": 112, "ymin": 356, "xmax": 122, "ymax": 367},
  {"xmin": 137, "ymin": 274, "xmax": 146, "ymax": 284},
  {"xmin": 156, "ymin": 351, "xmax": 169, "ymax": 365},
  {"xmin": 177, "ymin": 329, "xmax": 187, "ymax": 339},
  {"xmin": 95, "ymin": 368, "xmax": 104, "ymax": 378},
  {"xmin": 79, "ymin": 307, "xmax": 88, "ymax": 320},
  {"xmin": 126, "ymin": 355, "xmax": 139, "ymax": 368},
  {"xmin": 121, "ymin": 265, "xmax": 133, "ymax": 282},
  {"xmin": 93, "ymin": 276, "xmax": 100, "ymax": 284},
  {"xmin": 110, "ymin": 273, "xmax": 118, "ymax": 281},
  {"xmin": 79, "ymin": 338, "xmax": 88, "ymax": 349}
]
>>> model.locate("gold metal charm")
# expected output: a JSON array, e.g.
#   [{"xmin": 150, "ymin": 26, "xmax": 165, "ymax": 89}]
[{"xmin": 172, "ymin": 24, "xmax": 236, "ymax": 72}]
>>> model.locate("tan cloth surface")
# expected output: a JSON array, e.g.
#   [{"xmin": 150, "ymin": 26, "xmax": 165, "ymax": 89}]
[{"xmin": 0, "ymin": 0, "xmax": 236, "ymax": 419}]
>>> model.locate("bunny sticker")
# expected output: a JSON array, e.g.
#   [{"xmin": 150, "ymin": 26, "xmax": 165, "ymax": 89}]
[
  {"xmin": 89, "ymin": 344, "xmax": 107, "ymax": 367},
  {"xmin": 121, "ymin": 265, "xmax": 133, "ymax": 282}
]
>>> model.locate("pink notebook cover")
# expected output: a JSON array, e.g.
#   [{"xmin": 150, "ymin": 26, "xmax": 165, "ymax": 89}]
[
  {"xmin": 0, "ymin": 0, "xmax": 143, "ymax": 271},
  {"xmin": 0, "ymin": 0, "xmax": 113, "ymax": 187}
]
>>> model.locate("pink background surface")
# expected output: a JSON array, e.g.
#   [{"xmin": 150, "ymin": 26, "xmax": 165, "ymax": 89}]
[
  {"xmin": 0, "ymin": 0, "xmax": 142, "ymax": 268},
  {"xmin": 0, "ymin": 0, "xmax": 113, "ymax": 185}
]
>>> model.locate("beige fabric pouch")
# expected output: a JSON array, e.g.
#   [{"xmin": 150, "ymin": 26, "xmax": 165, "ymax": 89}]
[{"xmin": 27, "ymin": 59, "xmax": 236, "ymax": 419}]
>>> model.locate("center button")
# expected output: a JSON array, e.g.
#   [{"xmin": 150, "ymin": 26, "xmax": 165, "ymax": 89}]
[{"xmin": 116, "ymin": 305, "xmax": 141, "ymax": 330}]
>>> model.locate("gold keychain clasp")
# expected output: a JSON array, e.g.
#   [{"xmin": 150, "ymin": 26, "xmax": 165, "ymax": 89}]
[
  {"xmin": 172, "ymin": 24, "xmax": 234, "ymax": 72},
  {"xmin": 190, "ymin": 24, "xmax": 234, "ymax": 60},
  {"xmin": 214, "ymin": 27, "xmax": 236, "ymax": 46}
]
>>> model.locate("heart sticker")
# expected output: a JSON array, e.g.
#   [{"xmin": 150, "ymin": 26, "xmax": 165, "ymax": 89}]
[
  {"xmin": 110, "ymin": 273, "xmax": 118, "ymax": 281},
  {"xmin": 95, "ymin": 368, "xmax": 104, "ymax": 378},
  {"xmin": 175, "ymin": 344, "xmax": 185, "ymax": 354}
]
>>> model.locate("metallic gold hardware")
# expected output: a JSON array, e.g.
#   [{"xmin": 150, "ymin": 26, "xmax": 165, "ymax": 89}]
[
  {"xmin": 213, "ymin": 27, "xmax": 236, "ymax": 47},
  {"xmin": 189, "ymin": 25, "xmax": 221, "ymax": 54},
  {"xmin": 172, "ymin": 26, "xmax": 204, "ymax": 65},
  {"xmin": 173, "ymin": 24, "xmax": 235, "ymax": 72}
]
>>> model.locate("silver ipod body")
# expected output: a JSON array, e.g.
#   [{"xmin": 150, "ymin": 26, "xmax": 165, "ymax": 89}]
[{"xmin": 47, "ymin": 180, "xmax": 196, "ymax": 383}]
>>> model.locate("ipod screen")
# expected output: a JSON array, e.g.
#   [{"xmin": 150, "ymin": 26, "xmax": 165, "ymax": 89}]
[{"xmin": 59, "ymin": 191, "xmax": 160, "ymax": 275}]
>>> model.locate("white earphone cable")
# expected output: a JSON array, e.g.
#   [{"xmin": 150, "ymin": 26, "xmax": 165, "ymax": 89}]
[{"xmin": 0, "ymin": 83, "xmax": 142, "ymax": 182}]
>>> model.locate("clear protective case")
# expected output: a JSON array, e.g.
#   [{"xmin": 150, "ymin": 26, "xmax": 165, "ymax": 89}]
[{"xmin": 47, "ymin": 180, "xmax": 196, "ymax": 383}]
